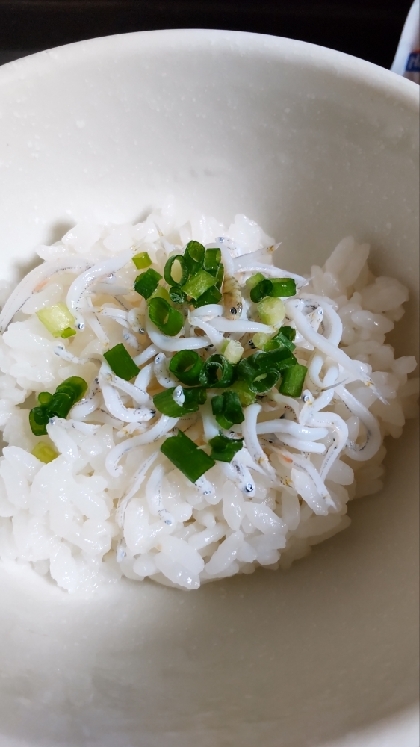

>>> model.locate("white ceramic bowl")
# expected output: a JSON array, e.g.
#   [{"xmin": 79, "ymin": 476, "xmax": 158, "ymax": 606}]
[{"xmin": 0, "ymin": 30, "xmax": 418, "ymax": 747}]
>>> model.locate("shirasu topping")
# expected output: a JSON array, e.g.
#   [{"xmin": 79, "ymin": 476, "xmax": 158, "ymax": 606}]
[{"xmin": 3, "ymin": 233, "xmax": 388, "ymax": 518}]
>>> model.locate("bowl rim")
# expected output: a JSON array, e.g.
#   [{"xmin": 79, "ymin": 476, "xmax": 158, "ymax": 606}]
[
  {"xmin": 0, "ymin": 28, "xmax": 419, "ymax": 113},
  {"xmin": 0, "ymin": 26, "xmax": 418, "ymax": 747}
]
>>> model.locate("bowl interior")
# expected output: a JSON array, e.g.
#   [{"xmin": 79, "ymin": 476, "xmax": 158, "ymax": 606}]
[{"xmin": 0, "ymin": 30, "xmax": 418, "ymax": 747}]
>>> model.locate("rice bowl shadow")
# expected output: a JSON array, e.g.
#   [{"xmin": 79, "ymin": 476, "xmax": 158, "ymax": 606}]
[{"xmin": 0, "ymin": 414, "xmax": 417, "ymax": 747}]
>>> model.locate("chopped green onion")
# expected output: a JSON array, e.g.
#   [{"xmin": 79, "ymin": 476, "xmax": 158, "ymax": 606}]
[
  {"xmin": 214, "ymin": 264, "xmax": 224, "ymax": 289},
  {"xmin": 169, "ymin": 286, "xmax": 188, "ymax": 305},
  {"xmin": 251, "ymin": 332, "xmax": 271, "ymax": 350},
  {"xmin": 132, "ymin": 252, "xmax": 152, "ymax": 270},
  {"xmin": 46, "ymin": 376, "xmax": 88, "ymax": 418},
  {"xmin": 164, "ymin": 255, "xmax": 189, "ymax": 287},
  {"xmin": 237, "ymin": 351, "xmax": 296, "ymax": 395},
  {"xmin": 264, "ymin": 349, "xmax": 297, "ymax": 371},
  {"xmin": 246, "ymin": 273, "xmax": 265, "ymax": 291},
  {"xmin": 249, "ymin": 278, "xmax": 274, "ymax": 303},
  {"xmin": 182, "ymin": 270, "xmax": 216, "ymax": 300},
  {"xmin": 134, "ymin": 268, "xmax": 162, "ymax": 299},
  {"xmin": 61, "ymin": 327, "xmax": 76, "ymax": 339},
  {"xmin": 238, "ymin": 350, "xmax": 296, "ymax": 379},
  {"xmin": 278, "ymin": 364, "xmax": 308, "ymax": 397},
  {"xmin": 151, "ymin": 286, "xmax": 171, "ymax": 303},
  {"xmin": 148, "ymin": 297, "xmax": 184, "ymax": 336},
  {"xmin": 192, "ymin": 286, "xmax": 222, "ymax": 308},
  {"xmin": 53, "ymin": 377, "xmax": 87, "ymax": 404},
  {"xmin": 29, "ymin": 407, "xmax": 50, "ymax": 436},
  {"xmin": 241, "ymin": 365, "xmax": 280, "ymax": 395},
  {"xmin": 230, "ymin": 380, "xmax": 257, "ymax": 406},
  {"xmin": 209, "ymin": 435, "xmax": 244, "ymax": 462},
  {"xmin": 104, "ymin": 343, "xmax": 140, "ymax": 381},
  {"xmin": 38, "ymin": 392, "xmax": 52, "ymax": 406},
  {"xmin": 31, "ymin": 442, "xmax": 58, "ymax": 463},
  {"xmin": 36, "ymin": 303, "xmax": 76, "ymax": 339},
  {"xmin": 237, "ymin": 354, "xmax": 263, "ymax": 383},
  {"xmin": 204, "ymin": 248, "xmax": 221, "ymax": 274},
  {"xmin": 263, "ymin": 325, "xmax": 296, "ymax": 352},
  {"xmin": 249, "ymin": 277, "xmax": 297, "ymax": 302},
  {"xmin": 257, "ymin": 297, "xmax": 285, "ymax": 327},
  {"xmin": 153, "ymin": 386, "xmax": 206, "ymax": 417},
  {"xmin": 220, "ymin": 339, "xmax": 244, "ymax": 364},
  {"xmin": 270, "ymin": 278, "xmax": 297, "ymax": 297},
  {"xmin": 184, "ymin": 241, "xmax": 205, "ymax": 274},
  {"xmin": 29, "ymin": 376, "xmax": 88, "ymax": 436},
  {"xmin": 198, "ymin": 354, "xmax": 235, "ymax": 388},
  {"xmin": 279, "ymin": 325, "xmax": 296, "ymax": 342},
  {"xmin": 161, "ymin": 430, "xmax": 215, "ymax": 483},
  {"xmin": 169, "ymin": 350, "xmax": 203, "ymax": 385},
  {"xmin": 211, "ymin": 391, "xmax": 244, "ymax": 430}
]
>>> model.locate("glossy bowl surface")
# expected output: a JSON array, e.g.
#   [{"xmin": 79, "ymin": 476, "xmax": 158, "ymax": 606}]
[{"xmin": 0, "ymin": 30, "xmax": 418, "ymax": 747}]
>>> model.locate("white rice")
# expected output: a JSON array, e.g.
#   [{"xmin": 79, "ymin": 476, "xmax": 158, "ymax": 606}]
[{"xmin": 0, "ymin": 204, "xmax": 417, "ymax": 592}]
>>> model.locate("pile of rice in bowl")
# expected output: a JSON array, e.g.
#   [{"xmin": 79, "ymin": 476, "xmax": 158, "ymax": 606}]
[{"xmin": 0, "ymin": 205, "xmax": 417, "ymax": 592}]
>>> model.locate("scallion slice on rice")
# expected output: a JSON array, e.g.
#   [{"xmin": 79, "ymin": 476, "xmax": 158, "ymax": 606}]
[
  {"xmin": 263, "ymin": 325, "xmax": 296, "ymax": 352},
  {"xmin": 211, "ymin": 390, "xmax": 244, "ymax": 430},
  {"xmin": 198, "ymin": 354, "xmax": 235, "ymax": 388},
  {"xmin": 220, "ymin": 339, "xmax": 244, "ymax": 364},
  {"xmin": 236, "ymin": 349, "xmax": 296, "ymax": 395},
  {"xmin": 229, "ymin": 380, "xmax": 257, "ymax": 406},
  {"xmin": 246, "ymin": 272, "xmax": 265, "ymax": 291},
  {"xmin": 184, "ymin": 240, "xmax": 205, "ymax": 273},
  {"xmin": 164, "ymin": 255, "xmax": 189, "ymax": 286},
  {"xmin": 278, "ymin": 363, "xmax": 308, "ymax": 397},
  {"xmin": 250, "ymin": 276, "xmax": 296, "ymax": 304},
  {"xmin": 148, "ymin": 297, "xmax": 184, "ymax": 336},
  {"xmin": 31, "ymin": 442, "xmax": 59, "ymax": 463},
  {"xmin": 104, "ymin": 343, "xmax": 140, "ymax": 381},
  {"xmin": 134, "ymin": 268, "xmax": 162, "ymax": 299},
  {"xmin": 160, "ymin": 430, "xmax": 215, "ymax": 483},
  {"xmin": 192, "ymin": 286, "xmax": 222, "ymax": 308},
  {"xmin": 209, "ymin": 434, "xmax": 244, "ymax": 462},
  {"xmin": 257, "ymin": 297, "xmax": 286, "ymax": 327},
  {"xmin": 169, "ymin": 350, "xmax": 203, "ymax": 385},
  {"xmin": 270, "ymin": 278, "xmax": 297, "ymax": 297},
  {"xmin": 204, "ymin": 247, "xmax": 221, "ymax": 273},
  {"xmin": 249, "ymin": 278, "xmax": 274, "ymax": 303},
  {"xmin": 169, "ymin": 286, "xmax": 188, "ymax": 304},
  {"xmin": 182, "ymin": 269, "xmax": 216, "ymax": 300},
  {"xmin": 29, "ymin": 376, "xmax": 88, "ymax": 435},
  {"xmin": 153, "ymin": 386, "xmax": 206, "ymax": 417},
  {"xmin": 132, "ymin": 252, "xmax": 152, "ymax": 270},
  {"xmin": 36, "ymin": 303, "xmax": 76, "ymax": 338}
]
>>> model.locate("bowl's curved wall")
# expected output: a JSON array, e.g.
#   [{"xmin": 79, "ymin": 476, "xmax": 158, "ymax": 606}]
[{"xmin": 0, "ymin": 30, "xmax": 418, "ymax": 747}]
